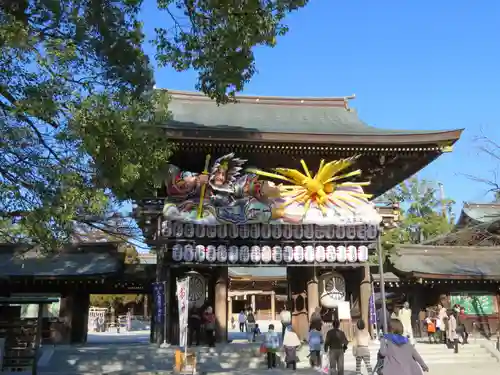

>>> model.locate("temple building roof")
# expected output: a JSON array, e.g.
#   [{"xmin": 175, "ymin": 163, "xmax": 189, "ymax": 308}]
[
  {"xmin": 229, "ymin": 267, "xmax": 286, "ymax": 280},
  {"xmin": 0, "ymin": 243, "xmax": 123, "ymax": 277},
  {"xmin": 389, "ymin": 244, "xmax": 500, "ymax": 279},
  {"xmin": 456, "ymin": 202, "xmax": 500, "ymax": 226},
  {"xmin": 162, "ymin": 90, "xmax": 463, "ymax": 146}
]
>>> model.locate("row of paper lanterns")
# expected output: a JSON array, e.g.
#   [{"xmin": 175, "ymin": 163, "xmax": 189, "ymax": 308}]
[
  {"xmin": 163, "ymin": 222, "xmax": 378, "ymax": 240},
  {"xmin": 171, "ymin": 244, "xmax": 369, "ymax": 263}
]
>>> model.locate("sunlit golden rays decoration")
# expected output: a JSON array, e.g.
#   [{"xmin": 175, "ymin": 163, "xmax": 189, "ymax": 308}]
[{"xmin": 247, "ymin": 156, "xmax": 372, "ymax": 216}]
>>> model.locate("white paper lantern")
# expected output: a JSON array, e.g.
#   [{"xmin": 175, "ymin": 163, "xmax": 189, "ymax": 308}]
[
  {"xmin": 194, "ymin": 225, "xmax": 206, "ymax": 238},
  {"xmin": 304, "ymin": 245, "xmax": 315, "ymax": 263},
  {"xmin": 261, "ymin": 224, "xmax": 271, "ymax": 239},
  {"xmin": 250, "ymin": 246, "xmax": 261, "ymax": 263},
  {"xmin": 250, "ymin": 224, "xmax": 260, "ymax": 239},
  {"xmin": 184, "ymin": 223, "xmax": 194, "ymax": 238},
  {"xmin": 356, "ymin": 225, "xmax": 366, "ymax": 240},
  {"xmin": 162, "ymin": 221, "xmax": 173, "ymax": 237},
  {"xmin": 228, "ymin": 224, "xmax": 239, "ymax": 238},
  {"xmin": 216, "ymin": 245, "xmax": 228, "ymax": 262},
  {"xmin": 315, "ymin": 225, "xmax": 325, "ymax": 239},
  {"xmin": 346, "ymin": 225, "xmax": 356, "ymax": 239},
  {"xmin": 206, "ymin": 245, "xmax": 216, "ymax": 262},
  {"xmin": 336, "ymin": 246, "xmax": 347, "ymax": 262},
  {"xmin": 323, "ymin": 225, "xmax": 336, "ymax": 240},
  {"xmin": 282, "ymin": 225, "xmax": 293, "ymax": 239},
  {"xmin": 357, "ymin": 246, "xmax": 369, "ymax": 262},
  {"xmin": 315, "ymin": 246, "xmax": 326, "ymax": 263},
  {"xmin": 366, "ymin": 225, "xmax": 378, "ymax": 239},
  {"xmin": 195, "ymin": 245, "xmax": 206, "ymax": 262},
  {"xmin": 172, "ymin": 244, "xmax": 183, "ymax": 261},
  {"xmin": 228, "ymin": 246, "xmax": 239, "ymax": 263},
  {"xmin": 217, "ymin": 225, "xmax": 228, "ymax": 238},
  {"xmin": 239, "ymin": 224, "xmax": 250, "ymax": 239},
  {"xmin": 283, "ymin": 246, "xmax": 294, "ymax": 263},
  {"xmin": 303, "ymin": 224, "xmax": 314, "ymax": 239},
  {"xmin": 325, "ymin": 226, "xmax": 335, "ymax": 239},
  {"xmin": 325, "ymin": 245, "xmax": 336, "ymax": 262},
  {"xmin": 271, "ymin": 225, "xmax": 282, "ymax": 239},
  {"xmin": 346, "ymin": 245, "xmax": 357, "ymax": 262},
  {"xmin": 173, "ymin": 222, "xmax": 183, "ymax": 237},
  {"xmin": 293, "ymin": 225, "xmax": 304, "ymax": 239},
  {"xmin": 239, "ymin": 246, "xmax": 250, "ymax": 263},
  {"xmin": 272, "ymin": 246, "xmax": 283, "ymax": 263},
  {"xmin": 261, "ymin": 246, "xmax": 272, "ymax": 263},
  {"xmin": 206, "ymin": 225, "xmax": 217, "ymax": 238},
  {"xmin": 183, "ymin": 244, "xmax": 195, "ymax": 262},
  {"xmin": 293, "ymin": 246, "xmax": 304, "ymax": 263},
  {"xmin": 335, "ymin": 226, "xmax": 346, "ymax": 239}
]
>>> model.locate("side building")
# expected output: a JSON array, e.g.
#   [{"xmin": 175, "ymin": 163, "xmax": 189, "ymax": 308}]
[{"xmin": 381, "ymin": 202, "xmax": 500, "ymax": 336}]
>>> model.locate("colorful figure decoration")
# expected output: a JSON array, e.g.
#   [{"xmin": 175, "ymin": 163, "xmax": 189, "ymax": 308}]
[{"xmin": 163, "ymin": 153, "xmax": 381, "ymax": 226}]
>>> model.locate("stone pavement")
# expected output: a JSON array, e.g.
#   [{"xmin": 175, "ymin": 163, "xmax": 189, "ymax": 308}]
[{"xmin": 34, "ymin": 339, "xmax": 500, "ymax": 375}]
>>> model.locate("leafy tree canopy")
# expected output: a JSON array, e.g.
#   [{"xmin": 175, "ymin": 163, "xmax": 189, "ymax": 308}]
[
  {"xmin": 379, "ymin": 176, "xmax": 455, "ymax": 251},
  {"xmin": 1, "ymin": 0, "xmax": 307, "ymax": 249}
]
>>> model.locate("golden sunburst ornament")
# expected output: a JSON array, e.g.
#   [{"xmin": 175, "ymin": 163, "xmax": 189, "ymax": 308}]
[{"xmin": 247, "ymin": 156, "xmax": 372, "ymax": 216}]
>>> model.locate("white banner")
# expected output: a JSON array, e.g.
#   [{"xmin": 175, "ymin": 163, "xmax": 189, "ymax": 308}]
[{"xmin": 176, "ymin": 277, "xmax": 190, "ymax": 348}]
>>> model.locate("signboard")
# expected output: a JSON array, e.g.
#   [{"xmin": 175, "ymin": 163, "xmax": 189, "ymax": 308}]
[
  {"xmin": 176, "ymin": 277, "xmax": 190, "ymax": 349},
  {"xmin": 337, "ymin": 301, "xmax": 351, "ymax": 320},
  {"xmin": 152, "ymin": 282, "xmax": 165, "ymax": 322},
  {"xmin": 450, "ymin": 292, "xmax": 496, "ymax": 316}
]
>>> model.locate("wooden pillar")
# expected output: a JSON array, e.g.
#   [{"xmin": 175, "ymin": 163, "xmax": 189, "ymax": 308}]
[
  {"xmin": 287, "ymin": 266, "xmax": 308, "ymax": 341},
  {"xmin": 251, "ymin": 294, "xmax": 256, "ymax": 311},
  {"xmin": 70, "ymin": 291, "xmax": 89, "ymax": 344},
  {"xmin": 215, "ymin": 268, "xmax": 228, "ymax": 342},
  {"xmin": 271, "ymin": 291, "xmax": 276, "ymax": 320},
  {"xmin": 307, "ymin": 267, "xmax": 319, "ymax": 319},
  {"xmin": 360, "ymin": 264, "xmax": 371, "ymax": 329}
]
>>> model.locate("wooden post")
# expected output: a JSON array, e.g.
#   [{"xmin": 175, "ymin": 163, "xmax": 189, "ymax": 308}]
[
  {"xmin": 271, "ymin": 291, "xmax": 276, "ymax": 320},
  {"xmin": 215, "ymin": 268, "xmax": 228, "ymax": 342},
  {"xmin": 360, "ymin": 265, "xmax": 371, "ymax": 331},
  {"xmin": 307, "ymin": 267, "xmax": 319, "ymax": 319}
]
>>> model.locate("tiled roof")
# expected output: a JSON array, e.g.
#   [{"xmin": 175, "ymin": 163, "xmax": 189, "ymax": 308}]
[
  {"xmin": 163, "ymin": 90, "xmax": 462, "ymax": 138},
  {"xmin": 390, "ymin": 245, "xmax": 500, "ymax": 278}
]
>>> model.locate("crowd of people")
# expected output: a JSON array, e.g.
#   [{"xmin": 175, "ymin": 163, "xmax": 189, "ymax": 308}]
[{"xmin": 186, "ymin": 300, "xmax": 470, "ymax": 374}]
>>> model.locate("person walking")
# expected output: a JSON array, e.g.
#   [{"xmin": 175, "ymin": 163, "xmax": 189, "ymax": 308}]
[
  {"xmin": 203, "ymin": 306, "xmax": 216, "ymax": 347},
  {"xmin": 324, "ymin": 320, "xmax": 348, "ymax": 375},
  {"xmin": 398, "ymin": 302, "xmax": 414, "ymax": 343},
  {"xmin": 447, "ymin": 310, "xmax": 459, "ymax": 354},
  {"xmin": 308, "ymin": 324, "xmax": 323, "ymax": 368},
  {"xmin": 377, "ymin": 319, "xmax": 428, "ymax": 375},
  {"xmin": 264, "ymin": 324, "xmax": 280, "ymax": 369},
  {"xmin": 457, "ymin": 306, "xmax": 468, "ymax": 344},
  {"xmin": 352, "ymin": 319, "xmax": 373, "ymax": 375},
  {"xmin": 246, "ymin": 310, "xmax": 256, "ymax": 341},
  {"xmin": 283, "ymin": 325, "xmax": 301, "ymax": 371},
  {"xmin": 310, "ymin": 306, "xmax": 323, "ymax": 331},
  {"xmin": 188, "ymin": 307, "xmax": 201, "ymax": 346},
  {"xmin": 238, "ymin": 310, "xmax": 246, "ymax": 332},
  {"xmin": 280, "ymin": 305, "xmax": 292, "ymax": 339}
]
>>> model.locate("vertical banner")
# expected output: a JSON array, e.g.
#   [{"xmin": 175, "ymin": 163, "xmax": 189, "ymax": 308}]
[
  {"xmin": 152, "ymin": 282, "xmax": 165, "ymax": 323},
  {"xmin": 176, "ymin": 277, "xmax": 190, "ymax": 348},
  {"xmin": 369, "ymin": 293, "xmax": 377, "ymax": 325}
]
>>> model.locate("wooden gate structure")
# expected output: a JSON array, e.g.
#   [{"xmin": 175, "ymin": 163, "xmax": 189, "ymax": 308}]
[{"xmin": 134, "ymin": 90, "xmax": 462, "ymax": 344}]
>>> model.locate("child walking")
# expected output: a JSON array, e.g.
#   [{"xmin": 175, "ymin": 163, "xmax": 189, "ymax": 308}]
[
  {"xmin": 308, "ymin": 324, "xmax": 323, "ymax": 368},
  {"xmin": 264, "ymin": 324, "xmax": 280, "ymax": 369},
  {"xmin": 283, "ymin": 326, "xmax": 301, "ymax": 371}
]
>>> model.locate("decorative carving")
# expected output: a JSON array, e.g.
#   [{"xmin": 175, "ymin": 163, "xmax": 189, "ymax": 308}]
[{"xmin": 320, "ymin": 272, "xmax": 346, "ymax": 308}]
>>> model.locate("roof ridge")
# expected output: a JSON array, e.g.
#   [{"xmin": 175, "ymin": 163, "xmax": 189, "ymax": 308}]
[{"xmin": 162, "ymin": 89, "xmax": 355, "ymax": 107}]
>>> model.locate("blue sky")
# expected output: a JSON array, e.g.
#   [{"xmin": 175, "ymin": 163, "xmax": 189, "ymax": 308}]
[{"xmin": 139, "ymin": 1, "xmax": 500, "ymax": 217}]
